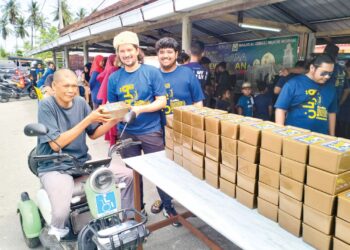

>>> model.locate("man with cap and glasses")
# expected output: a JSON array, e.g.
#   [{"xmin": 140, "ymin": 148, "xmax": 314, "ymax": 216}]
[{"xmin": 107, "ymin": 31, "xmax": 170, "ymax": 219}]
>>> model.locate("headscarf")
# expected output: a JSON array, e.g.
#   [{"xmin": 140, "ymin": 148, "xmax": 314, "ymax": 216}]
[
  {"xmin": 90, "ymin": 55, "xmax": 104, "ymax": 76},
  {"xmin": 83, "ymin": 62, "xmax": 92, "ymax": 82},
  {"xmin": 97, "ymin": 54, "xmax": 118, "ymax": 104}
]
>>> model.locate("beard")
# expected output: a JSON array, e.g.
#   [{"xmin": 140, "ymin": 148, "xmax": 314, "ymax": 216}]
[{"xmin": 161, "ymin": 60, "xmax": 176, "ymax": 71}]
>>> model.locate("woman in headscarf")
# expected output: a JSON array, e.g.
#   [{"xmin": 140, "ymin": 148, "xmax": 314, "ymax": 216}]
[
  {"xmin": 82, "ymin": 62, "xmax": 92, "ymax": 84},
  {"xmin": 89, "ymin": 55, "xmax": 105, "ymax": 109},
  {"xmin": 97, "ymin": 54, "xmax": 119, "ymax": 145}
]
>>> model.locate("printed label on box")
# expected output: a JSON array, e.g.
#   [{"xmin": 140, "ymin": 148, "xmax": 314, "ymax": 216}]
[
  {"xmin": 212, "ymin": 114, "xmax": 237, "ymax": 120},
  {"xmin": 293, "ymin": 134, "xmax": 327, "ymax": 144},
  {"xmin": 225, "ymin": 117, "xmax": 255, "ymax": 124},
  {"xmin": 251, "ymin": 123, "xmax": 276, "ymax": 130},
  {"xmin": 274, "ymin": 128, "xmax": 303, "ymax": 136},
  {"xmin": 321, "ymin": 140, "xmax": 350, "ymax": 152}
]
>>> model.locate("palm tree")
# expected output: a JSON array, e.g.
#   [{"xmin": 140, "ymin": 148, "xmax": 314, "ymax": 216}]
[
  {"xmin": 27, "ymin": 0, "xmax": 40, "ymax": 49},
  {"xmin": 75, "ymin": 8, "xmax": 87, "ymax": 21},
  {"xmin": 3, "ymin": 0, "xmax": 20, "ymax": 25},
  {"xmin": 0, "ymin": 17, "xmax": 12, "ymax": 48},
  {"xmin": 14, "ymin": 16, "xmax": 28, "ymax": 49},
  {"xmin": 53, "ymin": 0, "xmax": 72, "ymax": 28}
]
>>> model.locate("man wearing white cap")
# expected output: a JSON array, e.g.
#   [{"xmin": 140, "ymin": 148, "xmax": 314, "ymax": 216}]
[{"xmin": 107, "ymin": 31, "xmax": 167, "ymax": 215}]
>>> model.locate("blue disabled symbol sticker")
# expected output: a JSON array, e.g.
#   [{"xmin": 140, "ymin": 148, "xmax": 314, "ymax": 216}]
[{"xmin": 96, "ymin": 191, "xmax": 118, "ymax": 216}]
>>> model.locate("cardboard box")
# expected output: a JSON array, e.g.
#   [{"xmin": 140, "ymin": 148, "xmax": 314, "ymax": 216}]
[
  {"xmin": 220, "ymin": 117, "xmax": 258, "ymax": 140},
  {"xmin": 303, "ymin": 204, "xmax": 334, "ymax": 234},
  {"xmin": 206, "ymin": 144, "xmax": 220, "ymax": 162},
  {"xmin": 261, "ymin": 126, "xmax": 309, "ymax": 154},
  {"xmin": 237, "ymin": 172, "xmax": 257, "ymax": 194},
  {"xmin": 173, "ymin": 105, "xmax": 198, "ymax": 122},
  {"xmin": 191, "ymin": 151, "xmax": 204, "ymax": 168},
  {"xmin": 191, "ymin": 108, "xmax": 226, "ymax": 130},
  {"xmin": 164, "ymin": 126, "xmax": 173, "ymax": 139},
  {"xmin": 221, "ymin": 137, "xmax": 237, "ymax": 155},
  {"xmin": 258, "ymin": 197, "xmax": 278, "ymax": 222},
  {"xmin": 173, "ymin": 131, "xmax": 182, "ymax": 144},
  {"xmin": 279, "ymin": 175, "xmax": 304, "ymax": 201},
  {"xmin": 205, "ymin": 170, "xmax": 219, "ymax": 188},
  {"xmin": 182, "ymin": 147, "xmax": 193, "ymax": 160},
  {"xmin": 166, "ymin": 114, "xmax": 173, "ymax": 128},
  {"xmin": 219, "ymin": 177, "xmax": 236, "ymax": 198},
  {"xmin": 237, "ymin": 141, "xmax": 259, "ymax": 163},
  {"xmin": 236, "ymin": 186, "xmax": 256, "ymax": 209},
  {"xmin": 182, "ymin": 106, "xmax": 200, "ymax": 125},
  {"xmin": 221, "ymin": 151, "xmax": 237, "ymax": 169},
  {"xmin": 337, "ymin": 190, "xmax": 350, "ymax": 222},
  {"xmin": 182, "ymin": 123, "xmax": 192, "ymax": 138},
  {"xmin": 191, "ymin": 163, "xmax": 204, "ymax": 180},
  {"xmin": 205, "ymin": 157, "xmax": 219, "ymax": 175},
  {"xmin": 182, "ymin": 135, "xmax": 192, "ymax": 149},
  {"xmin": 173, "ymin": 120, "xmax": 182, "ymax": 133},
  {"xmin": 192, "ymin": 127, "xmax": 205, "ymax": 142},
  {"xmin": 259, "ymin": 165, "xmax": 279, "ymax": 189},
  {"xmin": 281, "ymin": 157, "xmax": 306, "ymax": 183},
  {"xmin": 306, "ymin": 166, "xmax": 350, "ymax": 195},
  {"xmin": 205, "ymin": 113, "xmax": 239, "ymax": 134},
  {"xmin": 260, "ymin": 148, "xmax": 281, "ymax": 172},
  {"xmin": 100, "ymin": 101, "xmax": 130, "ymax": 119},
  {"xmin": 309, "ymin": 139, "xmax": 350, "ymax": 174},
  {"xmin": 304, "ymin": 185, "xmax": 336, "ymax": 215},
  {"xmin": 279, "ymin": 192, "xmax": 302, "ymax": 219},
  {"xmin": 282, "ymin": 133, "xmax": 330, "ymax": 164},
  {"xmin": 182, "ymin": 157, "xmax": 192, "ymax": 172},
  {"xmin": 174, "ymin": 153, "xmax": 182, "ymax": 166},
  {"xmin": 192, "ymin": 139, "xmax": 205, "ymax": 155},
  {"xmin": 278, "ymin": 209, "xmax": 301, "ymax": 237},
  {"xmin": 220, "ymin": 164, "xmax": 236, "ymax": 183},
  {"xmin": 239, "ymin": 121, "xmax": 280, "ymax": 146},
  {"xmin": 302, "ymin": 223, "xmax": 331, "ymax": 250},
  {"xmin": 165, "ymin": 147, "xmax": 173, "ymax": 160},
  {"xmin": 258, "ymin": 182, "xmax": 279, "ymax": 205},
  {"xmin": 205, "ymin": 131, "xmax": 220, "ymax": 148},
  {"xmin": 335, "ymin": 217, "xmax": 350, "ymax": 244},
  {"xmin": 333, "ymin": 237, "xmax": 350, "ymax": 250},
  {"xmin": 238, "ymin": 157, "xmax": 258, "ymax": 179},
  {"xmin": 165, "ymin": 136, "xmax": 173, "ymax": 150},
  {"xmin": 173, "ymin": 142, "xmax": 182, "ymax": 156}
]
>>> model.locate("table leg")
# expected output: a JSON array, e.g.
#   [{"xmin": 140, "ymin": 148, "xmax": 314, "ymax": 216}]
[{"xmin": 133, "ymin": 170, "xmax": 143, "ymax": 250}]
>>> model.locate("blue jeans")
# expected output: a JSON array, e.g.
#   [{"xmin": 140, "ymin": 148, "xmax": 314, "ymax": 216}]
[{"xmin": 120, "ymin": 129, "xmax": 173, "ymax": 211}]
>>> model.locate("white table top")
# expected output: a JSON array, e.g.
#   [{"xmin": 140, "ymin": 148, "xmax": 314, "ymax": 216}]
[{"xmin": 123, "ymin": 151, "xmax": 314, "ymax": 250}]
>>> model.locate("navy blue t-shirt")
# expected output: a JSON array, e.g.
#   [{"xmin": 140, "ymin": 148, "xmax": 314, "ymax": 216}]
[
  {"xmin": 254, "ymin": 93, "xmax": 272, "ymax": 120},
  {"xmin": 237, "ymin": 95, "xmax": 254, "ymax": 117},
  {"xmin": 275, "ymin": 75, "xmax": 337, "ymax": 134},
  {"xmin": 338, "ymin": 77, "xmax": 350, "ymax": 122},
  {"xmin": 108, "ymin": 64, "xmax": 166, "ymax": 135},
  {"xmin": 161, "ymin": 66, "xmax": 204, "ymax": 115},
  {"xmin": 184, "ymin": 62, "xmax": 209, "ymax": 89},
  {"xmin": 276, "ymin": 73, "xmax": 299, "ymax": 89},
  {"xmin": 327, "ymin": 63, "xmax": 346, "ymax": 106}
]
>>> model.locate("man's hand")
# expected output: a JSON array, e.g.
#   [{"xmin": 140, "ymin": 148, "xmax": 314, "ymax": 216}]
[{"xmin": 87, "ymin": 107, "xmax": 116, "ymax": 123}]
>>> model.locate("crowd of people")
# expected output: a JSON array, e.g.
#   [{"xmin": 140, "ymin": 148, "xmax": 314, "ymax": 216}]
[{"xmin": 31, "ymin": 30, "xmax": 350, "ymax": 241}]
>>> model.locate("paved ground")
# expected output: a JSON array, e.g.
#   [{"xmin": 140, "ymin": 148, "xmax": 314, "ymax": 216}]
[{"xmin": 0, "ymin": 99, "xmax": 238, "ymax": 250}]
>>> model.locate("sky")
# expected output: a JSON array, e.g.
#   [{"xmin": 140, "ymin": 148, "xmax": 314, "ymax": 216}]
[{"xmin": 1, "ymin": 0, "xmax": 119, "ymax": 52}]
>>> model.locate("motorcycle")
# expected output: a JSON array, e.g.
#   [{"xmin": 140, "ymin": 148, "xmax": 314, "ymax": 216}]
[
  {"xmin": 0, "ymin": 75, "xmax": 37, "ymax": 100},
  {"xmin": 18, "ymin": 112, "xmax": 149, "ymax": 250}
]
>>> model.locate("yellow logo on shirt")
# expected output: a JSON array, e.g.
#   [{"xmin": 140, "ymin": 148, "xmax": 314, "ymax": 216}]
[{"xmin": 301, "ymin": 88, "xmax": 328, "ymax": 120}]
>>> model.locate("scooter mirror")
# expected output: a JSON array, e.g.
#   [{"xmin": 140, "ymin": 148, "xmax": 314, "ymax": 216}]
[
  {"xmin": 124, "ymin": 110, "xmax": 136, "ymax": 124},
  {"xmin": 24, "ymin": 123, "xmax": 48, "ymax": 136}
]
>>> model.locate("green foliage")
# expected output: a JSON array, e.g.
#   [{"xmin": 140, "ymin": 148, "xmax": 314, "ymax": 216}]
[
  {"xmin": 53, "ymin": 0, "xmax": 73, "ymax": 27},
  {"xmin": 15, "ymin": 49, "xmax": 23, "ymax": 56},
  {"xmin": 0, "ymin": 47, "xmax": 9, "ymax": 58},
  {"xmin": 38, "ymin": 26, "xmax": 59, "ymax": 46},
  {"xmin": 4, "ymin": 0, "xmax": 20, "ymax": 25}
]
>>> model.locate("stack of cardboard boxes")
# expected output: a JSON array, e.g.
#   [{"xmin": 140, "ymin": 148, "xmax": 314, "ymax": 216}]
[
  {"xmin": 303, "ymin": 138, "xmax": 350, "ymax": 249},
  {"xmin": 205, "ymin": 113, "xmax": 240, "ymax": 196},
  {"xmin": 334, "ymin": 190, "xmax": 350, "ymax": 250},
  {"xmin": 164, "ymin": 105, "xmax": 350, "ymax": 250}
]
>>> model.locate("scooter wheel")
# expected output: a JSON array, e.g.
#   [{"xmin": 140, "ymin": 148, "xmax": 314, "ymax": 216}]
[
  {"xmin": 19, "ymin": 213, "xmax": 41, "ymax": 248},
  {"xmin": 0, "ymin": 96, "xmax": 9, "ymax": 103},
  {"xmin": 29, "ymin": 89, "xmax": 37, "ymax": 99}
]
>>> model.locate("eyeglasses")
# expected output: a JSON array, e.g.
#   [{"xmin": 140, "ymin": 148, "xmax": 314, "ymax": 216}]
[{"xmin": 320, "ymin": 71, "xmax": 333, "ymax": 77}]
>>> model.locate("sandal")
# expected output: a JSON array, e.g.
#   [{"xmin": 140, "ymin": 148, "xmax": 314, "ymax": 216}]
[{"xmin": 151, "ymin": 200, "xmax": 163, "ymax": 214}]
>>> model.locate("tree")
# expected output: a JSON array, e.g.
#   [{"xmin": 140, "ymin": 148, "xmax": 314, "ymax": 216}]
[
  {"xmin": 53, "ymin": 0, "xmax": 72, "ymax": 28},
  {"xmin": 3, "ymin": 0, "xmax": 20, "ymax": 25},
  {"xmin": 38, "ymin": 26, "xmax": 59, "ymax": 46},
  {"xmin": 75, "ymin": 8, "xmax": 87, "ymax": 21},
  {"xmin": 14, "ymin": 16, "xmax": 28, "ymax": 49},
  {"xmin": 27, "ymin": 0, "xmax": 40, "ymax": 49},
  {"xmin": 0, "ymin": 17, "xmax": 11, "ymax": 48},
  {"xmin": 0, "ymin": 47, "xmax": 9, "ymax": 58}
]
